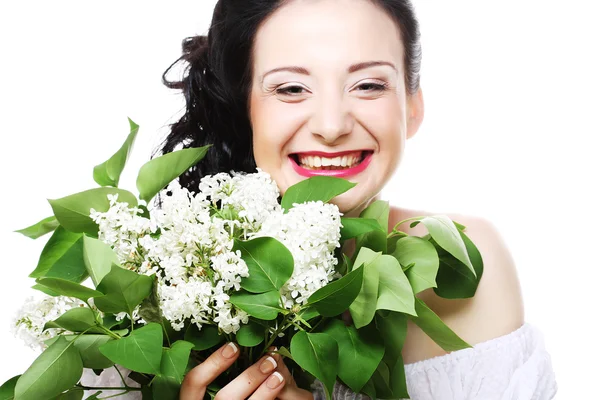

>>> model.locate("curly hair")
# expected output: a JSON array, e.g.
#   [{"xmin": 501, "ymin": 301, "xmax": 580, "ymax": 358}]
[{"xmin": 153, "ymin": 0, "xmax": 422, "ymax": 198}]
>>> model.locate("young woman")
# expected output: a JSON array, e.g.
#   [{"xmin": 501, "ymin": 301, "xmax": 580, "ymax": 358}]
[{"xmin": 95, "ymin": 0, "xmax": 557, "ymax": 398}]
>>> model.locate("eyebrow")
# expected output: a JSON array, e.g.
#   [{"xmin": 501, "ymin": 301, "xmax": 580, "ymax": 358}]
[{"xmin": 260, "ymin": 60, "xmax": 397, "ymax": 83}]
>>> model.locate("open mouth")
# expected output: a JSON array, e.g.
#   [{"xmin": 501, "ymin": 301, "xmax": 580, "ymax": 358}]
[{"xmin": 289, "ymin": 150, "xmax": 374, "ymax": 177}]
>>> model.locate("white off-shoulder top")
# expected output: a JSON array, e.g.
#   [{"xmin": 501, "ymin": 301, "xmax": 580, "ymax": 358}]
[{"xmin": 81, "ymin": 323, "xmax": 557, "ymax": 399}]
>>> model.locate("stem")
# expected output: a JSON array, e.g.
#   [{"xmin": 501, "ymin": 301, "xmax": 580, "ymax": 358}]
[
  {"xmin": 100, "ymin": 391, "xmax": 130, "ymax": 399},
  {"xmin": 161, "ymin": 319, "xmax": 171, "ymax": 347},
  {"xmin": 73, "ymin": 385, "xmax": 142, "ymax": 391},
  {"xmin": 309, "ymin": 317, "xmax": 325, "ymax": 333},
  {"xmin": 391, "ymin": 216, "xmax": 426, "ymax": 233},
  {"xmin": 97, "ymin": 325, "xmax": 122, "ymax": 340},
  {"xmin": 113, "ymin": 365, "xmax": 127, "ymax": 387},
  {"xmin": 386, "ymin": 230, "xmax": 408, "ymax": 239}
]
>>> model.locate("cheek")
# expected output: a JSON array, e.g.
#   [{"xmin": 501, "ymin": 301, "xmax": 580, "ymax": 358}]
[{"xmin": 355, "ymin": 96, "xmax": 406, "ymax": 149}]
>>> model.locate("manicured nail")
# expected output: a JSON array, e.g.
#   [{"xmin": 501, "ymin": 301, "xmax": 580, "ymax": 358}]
[
  {"xmin": 221, "ymin": 342, "xmax": 238, "ymax": 358},
  {"xmin": 267, "ymin": 371, "xmax": 284, "ymax": 389},
  {"xmin": 259, "ymin": 356, "xmax": 277, "ymax": 374}
]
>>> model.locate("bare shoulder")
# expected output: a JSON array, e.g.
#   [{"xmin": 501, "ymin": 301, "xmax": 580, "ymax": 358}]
[{"xmin": 389, "ymin": 206, "xmax": 526, "ymax": 363}]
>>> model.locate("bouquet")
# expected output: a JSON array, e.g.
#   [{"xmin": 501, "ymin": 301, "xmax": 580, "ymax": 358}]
[{"xmin": 3, "ymin": 119, "xmax": 484, "ymax": 400}]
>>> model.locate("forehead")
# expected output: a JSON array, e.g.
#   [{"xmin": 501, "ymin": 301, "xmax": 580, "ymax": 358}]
[{"xmin": 252, "ymin": 0, "xmax": 404, "ymax": 74}]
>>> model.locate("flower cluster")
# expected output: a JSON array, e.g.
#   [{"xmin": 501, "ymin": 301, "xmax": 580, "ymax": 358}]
[{"xmin": 88, "ymin": 168, "xmax": 342, "ymax": 335}]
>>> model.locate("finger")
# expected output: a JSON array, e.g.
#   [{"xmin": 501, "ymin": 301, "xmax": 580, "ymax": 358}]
[
  {"xmin": 180, "ymin": 342, "xmax": 240, "ymax": 400},
  {"xmin": 273, "ymin": 360, "xmax": 314, "ymax": 400},
  {"xmin": 247, "ymin": 371, "xmax": 286, "ymax": 400},
  {"xmin": 215, "ymin": 353, "xmax": 280, "ymax": 399}
]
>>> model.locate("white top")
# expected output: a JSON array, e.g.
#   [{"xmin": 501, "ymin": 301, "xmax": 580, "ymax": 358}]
[{"xmin": 81, "ymin": 323, "xmax": 557, "ymax": 399}]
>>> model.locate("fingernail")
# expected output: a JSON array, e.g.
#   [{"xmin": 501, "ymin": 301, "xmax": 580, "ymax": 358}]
[
  {"xmin": 221, "ymin": 342, "xmax": 238, "ymax": 358},
  {"xmin": 267, "ymin": 371, "xmax": 284, "ymax": 389},
  {"xmin": 259, "ymin": 356, "xmax": 277, "ymax": 374}
]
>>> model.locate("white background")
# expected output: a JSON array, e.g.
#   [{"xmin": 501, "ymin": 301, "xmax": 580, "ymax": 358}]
[{"xmin": 0, "ymin": 1, "xmax": 598, "ymax": 398}]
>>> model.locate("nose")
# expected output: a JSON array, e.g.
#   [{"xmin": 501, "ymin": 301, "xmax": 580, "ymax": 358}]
[{"xmin": 308, "ymin": 89, "xmax": 354, "ymax": 144}]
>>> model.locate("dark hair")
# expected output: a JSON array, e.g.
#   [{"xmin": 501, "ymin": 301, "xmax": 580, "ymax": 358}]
[{"xmin": 153, "ymin": 0, "xmax": 422, "ymax": 198}]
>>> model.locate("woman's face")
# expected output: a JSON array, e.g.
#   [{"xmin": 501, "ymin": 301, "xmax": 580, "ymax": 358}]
[{"xmin": 249, "ymin": 0, "xmax": 424, "ymax": 217}]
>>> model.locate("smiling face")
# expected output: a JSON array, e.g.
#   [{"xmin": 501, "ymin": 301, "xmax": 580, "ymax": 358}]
[{"xmin": 249, "ymin": 0, "xmax": 424, "ymax": 217}]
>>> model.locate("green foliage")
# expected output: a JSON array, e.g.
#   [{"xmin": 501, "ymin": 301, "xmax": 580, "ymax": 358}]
[
  {"xmin": 339, "ymin": 217, "xmax": 381, "ymax": 241},
  {"xmin": 355, "ymin": 200, "xmax": 389, "ymax": 253},
  {"xmin": 323, "ymin": 320, "xmax": 384, "ymax": 393},
  {"xmin": 391, "ymin": 236, "xmax": 439, "ymax": 293},
  {"xmin": 99, "ymin": 323, "xmax": 163, "ymax": 374},
  {"xmin": 184, "ymin": 325, "xmax": 223, "ymax": 351},
  {"xmin": 93, "ymin": 118, "xmax": 139, "ymax": 187},
  {"xmin": 349, "ymin": 248, "xmax": 381, "ymax": 328},
  {"xmin": 93, "ymin": 264, "xmax": 153, "ymax": 315},
  {"xmin": 308, "ymin": 264, "xmax": 364, "ymax": 317},
  {"xmin": 0, "ymin": 375, "xmax": 19, "ymax": 400},
  {"xmin": 44, "ymin": 307, "xmax": 98, "ymax": 332},
  {"xmin": 290, "ymin": 331, "xmax": 338, "ymax": 400},
  {"xmin": 373, "ymin": 255, "xmax": 417, "ymax": 316},
  {"xmin": 235, "ymin": 237, "xmax": 294, "ymax": 293},
  {"xmin": 410, "ymin": 298, "xmax": 471, "ymax": 352},
  {"xmin": 14, "ymin": 336, "xmax": 83, "ymax": 400},
  {"xmin": 82, "ymin": 235, "xmax": 120, "ymax": 286},
  {"xmin": 13, "ymin": 216, "xmax": 59, "ymax": 239},
  {"xmin": 48, "ymin": 188, "xmax": 138, "ymax": 236},
  {"xmin": 236, "ymin": 320, "xmax": 265, "ymax": 347},
  {"xmin": 152, "ymin": 341, "xmax": 195, "ymax": 400},
  {"xmin": 280, "ymin": 175, "xmax": 356, "ymax": 211},
  {"xmin": 229, "ymin": 290, "xmax": 282, "ymax": 320},
  {"xmin": 136, "ymin": 146, "xmax": 211, "ymax": 203},
  {"xmin": 28, "ymin": 227, "xmax": 87, "ymax": 283},
  {"xmin": 35, "ymin": 278, "xmax": 102, "ymax": 302}
]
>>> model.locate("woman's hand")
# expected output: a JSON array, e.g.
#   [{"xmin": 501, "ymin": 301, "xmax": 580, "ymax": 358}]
[{"xmin": 180, "ymin": 342, "xmax": 314, "ymax": 400}]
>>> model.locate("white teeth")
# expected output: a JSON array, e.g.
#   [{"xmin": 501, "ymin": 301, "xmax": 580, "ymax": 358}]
[{"xmin": 297, "ymin": 151, "xmax": 366, "ymax": 169}]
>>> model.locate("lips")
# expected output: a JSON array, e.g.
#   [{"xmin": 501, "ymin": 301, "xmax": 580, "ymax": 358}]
[{"xmin": 289, "ymin": 150, "xmax": 374, "ymax": 178}]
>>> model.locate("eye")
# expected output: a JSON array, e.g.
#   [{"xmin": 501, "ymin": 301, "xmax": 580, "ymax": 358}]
[
  {"xmin": 355, "ymin": 82, "xmax": 388, "ymax": 92},
  {"xmin": 275, "ymin": 85, "xmax": 307, "ymax": 96}
]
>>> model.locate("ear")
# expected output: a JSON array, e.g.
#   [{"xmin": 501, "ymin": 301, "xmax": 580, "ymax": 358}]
[{"xmin": 406, "ymin": 87, "xmax": 424, "ymax": 140}]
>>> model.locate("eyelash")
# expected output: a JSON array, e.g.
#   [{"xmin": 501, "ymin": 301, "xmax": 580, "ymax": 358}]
[{"xmin": 275, "ymin": 82, "xmax": 388, "ymax": 96}]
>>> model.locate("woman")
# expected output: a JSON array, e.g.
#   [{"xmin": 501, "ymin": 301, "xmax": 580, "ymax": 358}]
[{"xmin": 141, "ymin": 0, "xmax": 557, "ymax": 398}]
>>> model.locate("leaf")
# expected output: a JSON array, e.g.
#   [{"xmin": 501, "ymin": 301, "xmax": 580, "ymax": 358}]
[
  {"xmin": 93, "ymin": 117, "xmax": 139, "ymax": 187},
  {"xmin": 45, "ymin": 307, "xmax": 98, "ymax": 332},
  {"xmin": 136, "ymin": 146, "xmax": 211, "ymax": 203},
  {"xmin": 99, "ymin": 322, "xmax": 163, "ymax": 374},
  {"xmin": 229, "ymin": 290, "xmax": 281, "ymax": 320},
  {"xmin": 348, "ymin": 249, "xmax": 381, "ymax": 329},
  {"xmin": 307, "ymin": 265, "xmax": 364, "ymax": 317},
  {"xmin": 0, "ymin": 375, "xmax": 19, "ymax": 400},
  {"xmin": 389, "ymin": 356, "xmax": 409, "ymax": 399},
  {"xmin": 32, "ymin": 284, "xmax": 59, "ymax": 297},
  {"xmin": 152, "ymin": 340, "xmax": 195, "ymax": 400},
  {"xmin": 392, "ymin": 236, "xmax": 439, "ymax": 293},
  {"xmin": 355, "ymin": 200, "xmax": 389, "ymax": 253},
  {"xmin": 35, "ymin": 278, "xmax": 102, "ymax": 301},
  {"xmin": 236, "ymin": 320, "xmax": 265, "ymax": 347},
  {"xmin": 339, "ymin": 218, "xmax": 381, "ymax": 241},
  {"xmin": 28, "ymin": 227, "xmax": 87, "ymax": 283},
  {"xmin": 82, "ymin": 235, "xmax": 120, "ymax": 286},
  {"xmin": 375, "ymin": 310, "xmax": 408, "ymax": 366},
  {"xmin": 14, "ymin": 216, "xmax": 59, "ymax": 239},
  {"xmin": 139, "ymin": 278, "xmax": 162, "ymax": 324},
  {"xmin": 280, "ymin": 176, "xmax": 356, "ymax": 211},
  {"xmin": 411, "ymin": 215, "xmax": 475, "ymax": 276},
  {"xmin": 184, "ymin": 325, "xmax": 224, "ymax": 351},
  {"xmin": 48, "ymin": 188, "xmax": 138, "ymax": 236},
  {"xmin": 290, "ymin": 331, "xmax": 338, "ymax": 400},
  {"xmin": 235, "ymin": 237, "xmax": 294, "ymax": 293},
  {"xmin": 70, "ymin": 335, "xmax": 115, "ymax": 369},
  {"xmin": 410, "ymin": 297, "xmax": 471, "ymax": 352},
  {"xmin": 93, "ymin": 264, "xmax": 153, "ymax": 315},
  {"xmin": 374, "ymin": 255, "xmax": 416, "ymax": 316},
  {"xmin": 14, "ymin": 336, "xmax": 83, "ymax": 400},
  {"xmin": 323, "ymin": 320, "xmax": 384, "ymax": 393},
  {"xmin": 433, "ymin": 229, "xmax": 484, "ymax": 299}
]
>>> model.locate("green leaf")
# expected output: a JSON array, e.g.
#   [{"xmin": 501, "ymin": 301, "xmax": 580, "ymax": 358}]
[
  {"xmin": 138, "ymin": 278, "xmax": 162, "ymax": 324},
  {"xmin": 136, "ymin": 146, "xmax": 211, "ymax": 203},
  {"xmin": 281, "ymin": 176, "xmax": 356, "ymax": 211},
  {"xmin": 276, "ymin": 346, "xmax": 294, "ymax": 360},
  {"xmin": 348, "ymin": 249, "xmax": 380, "ymax": 328},
  {"xmin": 51, "ymin": 390, "xmax": 84, "ymax": 400},
  {"xmin": 375, "ymin": 310, "xmax": 408, "ymax": 366},
  {"xmin": 0, "ymin": 375, "xmax": 19, "ymax": 400},
  {"xmin": 392, "ymin": 236, "xmax": 439, "ymax": 293},
  {"xmin": 323, "ymin": 320, "xmax": 384, "ymax": 393},
  {"xmin": 236, "ymin": 320, "xmax": 265, "ymax": 347},
  {"xmin": 93, "ymin": 264, "xmax": 153, "ymax": 315},
  {"xmin": 35, "ymin": 278, "xmax": 102, "ymax": 301},
  {"xmin": 411, "ymin": 215, "xmax": 475, "ymax": 276},
  {"xmin": 82, "ymin": 235, "xmax": 120, "ymax": 287},
  {"xmin": 433, "ymin": 229, "xmax": 484, "ymax": 299},
  {"xmin": 45, "ymin": 307, "xmax": 98, "ymax": 332},
  {"xmin": 184, "ymin": 325, "xmax": 223, "ymax": 351},
  {"xmin": 389, "ymin": 356, "xmax": 409, "ymax": 399},
  {"xmin": 93, "ymin": 117, "xmax": 139, "ymax": 187},
  {"xmin": 14, "ymin": 336, "xmax": 83, "ymax": 400},
  {"xmin": 99, "ymin": 322, "xmax": 163, "ymax": 374},
  {"xmin": 229, "ymin": 290, "xmax": 281, "ymax": 320},
  {"xmin": 48, "ymin": 188, "xmax": 138, "ymax": 236},
  {"xmin": 235, "ymin": 237, "xmax": 294, "ymax": 293},
  {"xmin": 152, "ymin": 340, "xmax": 195, "ymax": 400},
  {"xmin": 28, "ymin": 227, "xmax": 87, "ymax": 283},
  {"xmin": 32, "ymin": 284, "xmax": 59, "ymax": 297},
  {"xmin": 410, "ymin": 297, "xmax": 471, "ymax": 352},
  {"xmin": 339, "ymin": 218, "xmax": 381, "ymax": 241},
  {"xmin": 14, "ymin": 216, "xmax": 59, "ymax": 240},
  {"xmin": 290, "ymin": 331, "xmax": 338, "ymax": 400},
  {"xmin": 307, "ymin": 265, "xmax": 364, "ymax": 317},
  {"xmin": 374, "ymin": 255, "xmax": 416, "ymax": 316},
  {"xmin": 70, "ymin": 335, "xmax": 115, "ymax": 369},
  {"xmin": 355, "ymin": 200, "xmax": 389, "ymax": 253}
]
